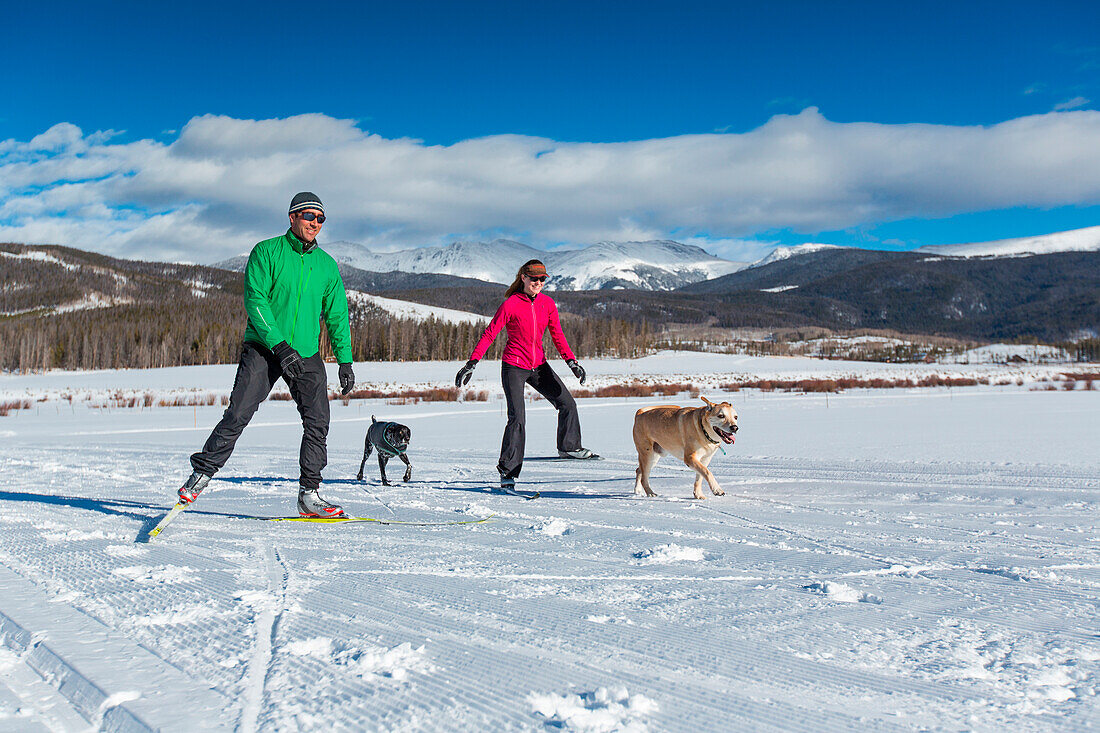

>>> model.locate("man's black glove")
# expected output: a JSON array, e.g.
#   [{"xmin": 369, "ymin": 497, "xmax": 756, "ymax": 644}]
[
  {"xmin": 566, "ymin": 359, "xmax": 586, "ymax": 385},
  {"xmin": 272, "ymin": 341, "xmax": 306, "ymax": 381},
  {"xmin": 455, "ymin": 359, "xmax": 478, "ymax": 387},
  {"xmin": 339, "ymin": 363, "xmax": 355, "ymax": 395}
]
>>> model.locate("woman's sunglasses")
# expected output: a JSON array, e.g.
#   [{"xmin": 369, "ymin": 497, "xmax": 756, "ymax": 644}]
[
  {"xmin": 297, "ymin": 211, "xmax": 326, "ymax": 223},
  {"xmin": 525, "ymin": 275, "xmax": 548, "ymax": 283}
]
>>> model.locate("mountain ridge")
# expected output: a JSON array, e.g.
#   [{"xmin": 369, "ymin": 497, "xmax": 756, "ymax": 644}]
[{"xmin": 214, "ymin": 237, "xmax": 744, "ymax": 291}]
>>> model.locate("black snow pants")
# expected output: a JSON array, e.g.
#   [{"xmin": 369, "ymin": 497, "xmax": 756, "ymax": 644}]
[
  {"xmin": 190, "ymin": 342, "xmax": 330, "ymax": 490},
  {"xmin": 498, "ymin": 361, "xmax": 582, "ymax": 479}
]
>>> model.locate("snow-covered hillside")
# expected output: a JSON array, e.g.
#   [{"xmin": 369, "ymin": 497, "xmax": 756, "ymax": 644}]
[
  {"xmin": 917, "ymin": 225, "xmax": 1100, "ymax": 258},
  {"xmin": 313, "ymin": 238, "xmax": 745, "ymax": 291},
  {"xmin": 346, "ymin": 290, "xmax": 488, "ymax": 326},
  {"xmin": 746, "ymin": 242, "xmax": 842, "ymax": 268},
  {"xmin": 0, "ymin": 356, "xmax": 1097, "ymax": 731}
]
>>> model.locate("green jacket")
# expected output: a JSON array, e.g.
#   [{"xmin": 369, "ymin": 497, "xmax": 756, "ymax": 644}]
[{"xmin": 242, "ymin": 229, "xmax": 353, "ymax": 364}]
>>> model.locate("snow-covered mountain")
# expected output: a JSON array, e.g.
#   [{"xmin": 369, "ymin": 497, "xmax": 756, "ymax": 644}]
[
  {"xmin": 917, "ymin": 225, "xmax": 1100, "ymax": 258},
  {"xmin": 232, "ymin": 238, "xmax": 747, "ymax": 291},
  {"xmin": 324, "ymin": 239, "xmax": 543, "ymax": 285},
  {"xmin": 545, "ymin": 240, "xmax": 744, "ymax": 290}
]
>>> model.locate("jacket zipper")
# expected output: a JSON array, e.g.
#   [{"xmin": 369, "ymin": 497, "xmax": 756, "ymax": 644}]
[
  {"xmin": 529, "ymin": 296, "xmax": 537, "ymax": 368},
  {"xmin": 291, "ymin": 251, "xmax": 309, "ymax": 343}
]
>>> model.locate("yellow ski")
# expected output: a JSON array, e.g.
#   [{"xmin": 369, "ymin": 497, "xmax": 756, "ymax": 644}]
[{"xmin": 148, "ymin": 502, "xmax": 189, "ymax": 540}]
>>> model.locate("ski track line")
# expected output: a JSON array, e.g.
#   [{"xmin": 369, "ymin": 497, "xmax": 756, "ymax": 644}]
[
  {"xmin": 0, "ymin": 527, "xmax": 260, "ymax": 699},
  {"xmin": 411, "ymin": 540, "xmax": 1097, "ymax": 726},
  {"xmin": 327, "ymin": 487, "xmax": 1100, "ymax": 640},
  {"xmin": 691, "ymin": 502, "xmax": 1100, "ymax": 636},
  {"xmin": 271, "ymin": 528, "xmax": 764, "ymax": 728},
  {"xmin": 416, "ymin": 475, "xmax": 1100, "ymax": 602},
  {"xmin": 238, "ymin": 540, "xmax": 287, "ymax": 733},
  {"xmin": 313, "ymin": 566, "xmax": 974, "ymax": 731},
  {"xmin": 303, "ymin": 578, "xmax": 877, "ymax": 732}
]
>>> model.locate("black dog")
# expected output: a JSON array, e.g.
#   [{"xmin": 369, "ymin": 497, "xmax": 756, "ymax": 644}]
[{"xmin": 357, "ymin": 416, "xmax": 412, "ymax": 485}]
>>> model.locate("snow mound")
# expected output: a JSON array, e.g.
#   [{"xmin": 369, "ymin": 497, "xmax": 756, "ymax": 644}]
[
  {"xmin": 804, "ymin": 581, "xmax": 882, "ymax": 604},
  {"xmin": 112, "ymin": 565, "xmax": 194, "ymax": 585},
  {"xmin": 532, "ymin": 518, "xmax": 572, "ymax": 536},
  {"xmin": 528, "ymin": 686, "xmax": 659, "ymax": 732},
  {"xmin": 586, "ymin": 615, "xmax": 635, "ymax": 625},
  {"xmin": 286, "ymin": 637, "xmax": 435, "ymax": 681},
  {"xmin": 633, "ymin": 544, "xmax": 706, "ymax": 564}
]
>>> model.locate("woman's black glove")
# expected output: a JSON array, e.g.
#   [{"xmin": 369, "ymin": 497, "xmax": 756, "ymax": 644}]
[
  {"xmin": 566, "ymin": 359, "xmax": 586, "ymax": 385},
  {"xmin": 273, "ymin": 341, "xmax": 306, "ymax": 381},
  {"xmin": 338, "ymin": 363, "xmax": 355, "ymax": 395},
  {"xmin": 455, "ymin": 359, "xmax": 478, "ymax": 387}
]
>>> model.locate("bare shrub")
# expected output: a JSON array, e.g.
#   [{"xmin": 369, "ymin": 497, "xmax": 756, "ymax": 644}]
[
  {"xmin": 798, "ymin": 379, "xmax": 839, "ymax": 393},
  {"xmin": 0, "ymin": 399, "xmax": 32, "ymax": 416}
]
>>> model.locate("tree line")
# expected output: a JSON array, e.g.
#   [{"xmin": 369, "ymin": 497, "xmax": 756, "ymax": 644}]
[{"xmin": 1, "ymin": 296, "xmax": 651, "ymax": 372}]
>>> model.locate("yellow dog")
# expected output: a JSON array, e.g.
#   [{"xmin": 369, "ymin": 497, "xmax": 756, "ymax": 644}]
[{"xmin": 632, "ymin": 396, "xmax": 738, "ymax": 499}]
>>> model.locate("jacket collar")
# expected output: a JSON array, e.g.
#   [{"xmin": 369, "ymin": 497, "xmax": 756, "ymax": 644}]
[{"xmin": 285, "ymin": 228, "xmax": 317, "ymax": 254}]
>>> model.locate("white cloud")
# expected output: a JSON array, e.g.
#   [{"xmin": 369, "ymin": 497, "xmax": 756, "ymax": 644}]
[
  {"xmin": 2, "ymin": 108, "xmax": 1100, "ymax": 264},
  {"xmin": 1053, "ymin": 96, "xmax": 1090, "ymax": 111}
]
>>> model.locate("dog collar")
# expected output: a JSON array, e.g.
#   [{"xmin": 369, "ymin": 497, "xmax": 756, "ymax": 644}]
[
  {"xmin": 377, "ymin": 422, "xmax": 407, "ymax": 456},
  {"xmin": 700, "ymin": 413, "xmax": 721, "ymax": 445}
]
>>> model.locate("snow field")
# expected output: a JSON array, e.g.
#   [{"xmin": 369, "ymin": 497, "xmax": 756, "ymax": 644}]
[
  {"xmin": 0, "ymin": 360, "xmax": 1097, "ymax": 731},
  {"xmin": 0, "ymin": 351, "xmax": 1094, "ymax": 417}
]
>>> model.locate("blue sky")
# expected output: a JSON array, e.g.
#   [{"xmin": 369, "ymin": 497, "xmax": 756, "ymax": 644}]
[{"xmin": 4, "ymin": 0, "xmax": 1099, "ymax": 261}]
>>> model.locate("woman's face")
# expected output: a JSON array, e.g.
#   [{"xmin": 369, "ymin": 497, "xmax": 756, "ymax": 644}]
[{"xmin": 522, "ymin": 272, "xmax": 547, "ymax": 297}]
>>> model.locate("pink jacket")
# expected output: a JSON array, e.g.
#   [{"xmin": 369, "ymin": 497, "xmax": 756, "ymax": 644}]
[{"xmin": 469, "ymin": 292, "xmax": 576, "ymax": 369}]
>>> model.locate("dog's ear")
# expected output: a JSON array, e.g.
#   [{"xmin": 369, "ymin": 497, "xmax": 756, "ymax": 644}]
[
  {"xmin": 700, "ymin": 396, "xmax": 716, "ymax": 408},
  {"xmin": 371, "ymin": 415, "xmax": 377, "ymax": 424}
]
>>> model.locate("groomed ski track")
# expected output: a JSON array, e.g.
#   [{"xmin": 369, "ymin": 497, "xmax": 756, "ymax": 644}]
[{"xmin": 0, "ymin": 377, "xmax": 1097, "ymax": 731}]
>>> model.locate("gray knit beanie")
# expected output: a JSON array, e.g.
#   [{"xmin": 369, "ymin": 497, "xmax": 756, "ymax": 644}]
[{"xmin": 289, "ymin": 192, "xmax": 324, "ymax": 215}]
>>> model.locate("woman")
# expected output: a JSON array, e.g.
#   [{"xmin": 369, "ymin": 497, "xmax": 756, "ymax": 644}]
[{"xmin": 455, "ymin": 259, "xmax": 597, "ymax": 491}]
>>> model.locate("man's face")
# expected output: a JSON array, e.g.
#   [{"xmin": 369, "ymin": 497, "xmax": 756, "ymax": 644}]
[{"xmin": 289, "ymin": 209, "xmax": 324, "ymax": 243}]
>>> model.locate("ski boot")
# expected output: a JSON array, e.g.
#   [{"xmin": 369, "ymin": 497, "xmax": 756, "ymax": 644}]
[
  {"xmin": 177, "ymin": 471, "xmax": 211, "ymax": 504},
  {"xmin": 297, "ymin": 489, "xmax": 346, "ymax": 518},
  {"xmin": 558, "ymin": 447, "xmax": 599, "ymax": 459}
]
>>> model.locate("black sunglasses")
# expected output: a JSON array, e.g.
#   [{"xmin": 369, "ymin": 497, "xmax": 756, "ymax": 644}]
[
  {"xmin": 297, "ymin": 211, "xmax": 326, "ymax": 223},
  {"xmin": 526, "ymin": 275, "xmax": 548, "ymax": 283}
]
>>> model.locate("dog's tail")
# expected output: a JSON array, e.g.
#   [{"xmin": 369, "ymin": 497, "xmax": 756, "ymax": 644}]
[{"xmin": 371, "ymin": 415, "xmax": 377, "ymax": 424}]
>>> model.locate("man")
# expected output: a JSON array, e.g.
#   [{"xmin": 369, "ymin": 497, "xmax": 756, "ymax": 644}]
[{"xmin": 176, "ymin": 192, "xmax": 356, "ymax": 517}]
